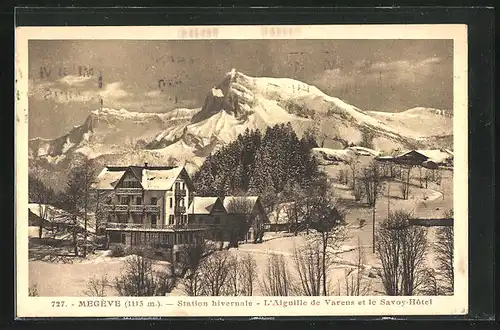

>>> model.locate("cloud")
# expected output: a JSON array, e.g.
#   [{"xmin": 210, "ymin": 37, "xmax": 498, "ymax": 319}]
[
  {"xmin": 313, "ymin": 68, "xmax": 356, "ymax": 88},
  {"xmin": 359, "ymin": 57, "xmax": 442, "ymax": 75},
  {"xmin": 419, "ymin": 57, "xmax": 442, "ymax": 66},
  {"xmin": 313, "ymin": 56, "xmax": 444, "ymax": 90},
  {"xmin": 98, "ymin": 82, "xmax": 129, "ymax": 100},
  {"xmin": 29, "ymin": 74, "xmax": 199, "ymax": 114},
  {"xmin": 144, "ymin": 90, "xmax": 162, "ymax": 98},
  {"xmin": 58, "ymin": 75, "xmax": 93, "ymax": 86}
]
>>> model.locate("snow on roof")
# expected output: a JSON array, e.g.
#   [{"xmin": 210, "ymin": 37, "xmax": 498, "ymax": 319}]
[
  {"xmin": 312, "ymin": 148, "xmax": 356, "ymax": 162},
  {"xmin": 416, "ymin": 150, "xmax": 453, "ymax": 163},
  {"xmin": 186, "ymin": 197, "xmax": 221, "ymax": 215},
  {"xmin": 28, "ymin": 203, "xmax": 75, "ymax": 224},
  {"xmin": 347, "ymin": 146, "xmax": 380, "ymax": 157},
  {"xmin": 142, "ymin": 167, "xmax": 184, "ymax": 190},
  {"xmin": 397, "ymin": 149, "xmax": 427, "ymax": 158},
  {"xmin": 94, "ymin": 165, "xmax": 185, "ymax": 190},
  {"xmin": 93, "ymin": 169, "xmax": 126, "ymax": 190},
  {"xmin": 28, "ymin": 203, "xmax": 52, "ymax": 218}
]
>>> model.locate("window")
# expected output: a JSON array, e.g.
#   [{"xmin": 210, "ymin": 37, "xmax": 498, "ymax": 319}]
[
  {"xmin": 109, "ymin": 232, "xmax": 121, "ymax": 243},
  {"xmin": 175, "ymin": 182, "xmax": 181, "ymax": 190},
  {"xmin": 169, "ymin": 215, "xmax": 174, "ymax": 225},
  {"xmin": 136, "ymin": 197, "xmax": 142, "ymax": 205},
  {"xmin": 180, "ymin": 198, "xmax": 184, "ymax": 207},
  {"xmin": 214, "ymin": 217, "xmax": 220, "ymax": 225},
  {"xmin": 169, "ymin": 198, "xmax": 173, "ymax": 208},
  {"xmin": 151, "ymin": 214, "xmax": 157, "ymax": 228},
  {"xmin": 120, "ymin": 196, "xmax": 129, "ymax": 205},
  {"xmin": 151, "ymin": 197, "xmax": 157, "ymax": 205}
]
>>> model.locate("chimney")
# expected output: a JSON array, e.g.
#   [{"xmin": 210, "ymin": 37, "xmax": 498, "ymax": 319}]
[{"xmin": 144, "ymin": 162, "xmax": 148, "ymax": 168}]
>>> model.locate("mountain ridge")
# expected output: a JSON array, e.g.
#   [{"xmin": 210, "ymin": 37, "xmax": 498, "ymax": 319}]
[{"xmin": 29, "ymin": 69, "xmax": 453, "ymax": 189}]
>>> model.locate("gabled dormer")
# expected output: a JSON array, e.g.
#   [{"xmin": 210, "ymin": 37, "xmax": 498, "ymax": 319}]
[
  {"xmin": 115, "ymin": 167, "xmax": 144, "ymax": 189},
  {"xmin": 172, "ymin": 167, "xmax": 195, "ymax": 192}
]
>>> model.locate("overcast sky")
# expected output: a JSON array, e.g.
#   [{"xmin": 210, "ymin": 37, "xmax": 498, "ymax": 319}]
[{"xmin": 28, "ymin": 39, "xmax": 453, "ymax": 139}]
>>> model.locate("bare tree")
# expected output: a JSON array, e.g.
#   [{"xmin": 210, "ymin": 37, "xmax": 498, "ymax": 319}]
[
  {"xmin": 61, "ymin": 156, "xmax": 97, "ymax": 257},
  {"xmin": 81, "ymin": 157, "xmax": 98, "ymax": 258},
  {"xmin": 388, "ymin": 161, "xmax": 399, "ymax": 179},
  {"xmin": 281, "ymin": 182, "xmax": 305, "ymax": 235},
  {"xmin": 178, "ymin": 240, "xmax": 215, "ymax": 296},
  {"xmin": 227, "ymin": 254, "xmax": 240, "ymax": 296},
  {"xmin": 85, "ymin": 273, "xmax": 111, "ymax": 296},
  {"xmin": 226, "ymin": 253, "xmax": 258, "ymax": 296},
  {"xmin": 352, "ymin": 182, "xmax": 365, "ymax": 202},
  {"xmin": 336, "ymin": 169, "xmax": 349, "ymax": 185},
  {"xmin": 434, "ymin": 209, "xmax": 454, "ymax": 294},
  {"xmin": 302, "ymin": 175, "xmax": 348, "ymax": 296},
  {"xmin": 348, "ymin": 156, "xmax": 361, "ymax": 191},
  {"xmin": 114, "ymin": 254, "xmax": 159, "ymax": 296},
  {"xmin": 199, "ymin": 250, "xmax": 233, "ymax": 296},
  {"xmin": 225, "ymin": 197, "xmax": 255, "ymax": 247},
  {"xmin": 418, "ymin": 166, "xmax": 424, "ymax": 188},
  {"xmin": 423, "ymin": 169, "xmax": 432, "ymax": 189},
  {"xmin": 260, "ymin": 253, "xmax": 294, "ymax": 296},
  {"xmin": 238, "ymin": 253, "xmax": 258, "ymax": 296},
  {"xmin": 343, "ymin": 238, "xmax": 371, "ymax": 296},
  {"xmin": 376, "ymin": 210, "xmax": 428, "ymax": 296},
  {"xmin": 28, "ymin": 284, "xmax": 39, "ymax": 297},
  {"xmin": 420, "ymin": 268, "xmax": 444, "ymax": 296},
  {"xmin": 29, "ymin": 174, "xmax": 55, "ymax": 239},
  {"xmin": 360, "ymin": 162, "xmax": 384, "ymax": 207},
  {"xmin": 94, "ymin": 190, "xmax": 109, "ymax": 235},
  {"xmin": 400, "ymin": 166, "xmax": 412, "ymax": 200},
  {"xmin": 114, "ymin": 249, "xmax": 179, "ymax": 296},
  {"xmin": 292, "ymin": 241, "xmax": 322, "ymax": 296}
]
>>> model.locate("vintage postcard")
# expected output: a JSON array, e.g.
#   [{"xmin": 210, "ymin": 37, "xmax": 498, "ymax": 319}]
[{"xmin": 15, "ymin": 24, "xmax": 468, "ymax": 318}]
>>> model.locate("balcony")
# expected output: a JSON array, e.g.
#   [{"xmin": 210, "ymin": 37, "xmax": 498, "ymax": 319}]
[
  {"xmin": 174, "ymin": 187, "xmax": 186, "ymax": 196},
  {"xmin": 129, "ymin": 205, "xmax": 144, "ymax": 212},
  {"xmin": 115, "ymin": 188, "xmax": 143, "ymax": 195},
  {"xmin": 102, "ymin": 204, "xmax": 160, "ymax": 213},
  {"xmin": 174, "ymin": 206, "xmax": 186, "ymax": 214},
  {"xmin": 145, "ymin": 205, "xmax": 159, "ymax": 212},
  {"xmin": 105, "ymin": 222, "xmax": 207, "ymax": 232}
]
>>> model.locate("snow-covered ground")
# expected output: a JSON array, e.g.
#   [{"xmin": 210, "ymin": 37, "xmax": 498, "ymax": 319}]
[{"xmin": 28, "ymin": 156, "xmax": 452, "ymax": 297}]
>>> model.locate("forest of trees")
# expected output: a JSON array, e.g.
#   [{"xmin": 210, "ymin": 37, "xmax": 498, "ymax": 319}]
[{"xmin": 193, "ymin": 123, "xmax": 319, "ymax": 206}]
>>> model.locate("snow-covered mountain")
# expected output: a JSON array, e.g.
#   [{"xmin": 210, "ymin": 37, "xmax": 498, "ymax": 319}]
[
  {"xmin": 146, "ymin": 70, "xmax": 453, "ymax": 155},
  {"xmin": 29, "ymin": 69, "xmax": 452, "ymax": 189},
  {"xmin": 367, "ymin": 107, "xmax": 453, "ymax": 140}
]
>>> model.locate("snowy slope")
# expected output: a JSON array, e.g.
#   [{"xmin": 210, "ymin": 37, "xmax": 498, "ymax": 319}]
[
  {"xmin": 367, "ymin": 107, "xmax": 452, "ymax": 139},
  {"xmin": 29, "ymin": 107, "xmax": 198, "ymax": 163}
]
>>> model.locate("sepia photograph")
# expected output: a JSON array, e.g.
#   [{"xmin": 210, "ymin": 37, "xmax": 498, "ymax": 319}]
[{"xmin": 15, "ymin": 25, "xmax": 468, "ymax": 317}]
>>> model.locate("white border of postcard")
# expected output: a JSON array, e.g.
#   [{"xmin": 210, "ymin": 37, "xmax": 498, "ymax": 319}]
[{"xmin": 15, "ymin": 24, "xmax": 468, "ymax": 318}]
